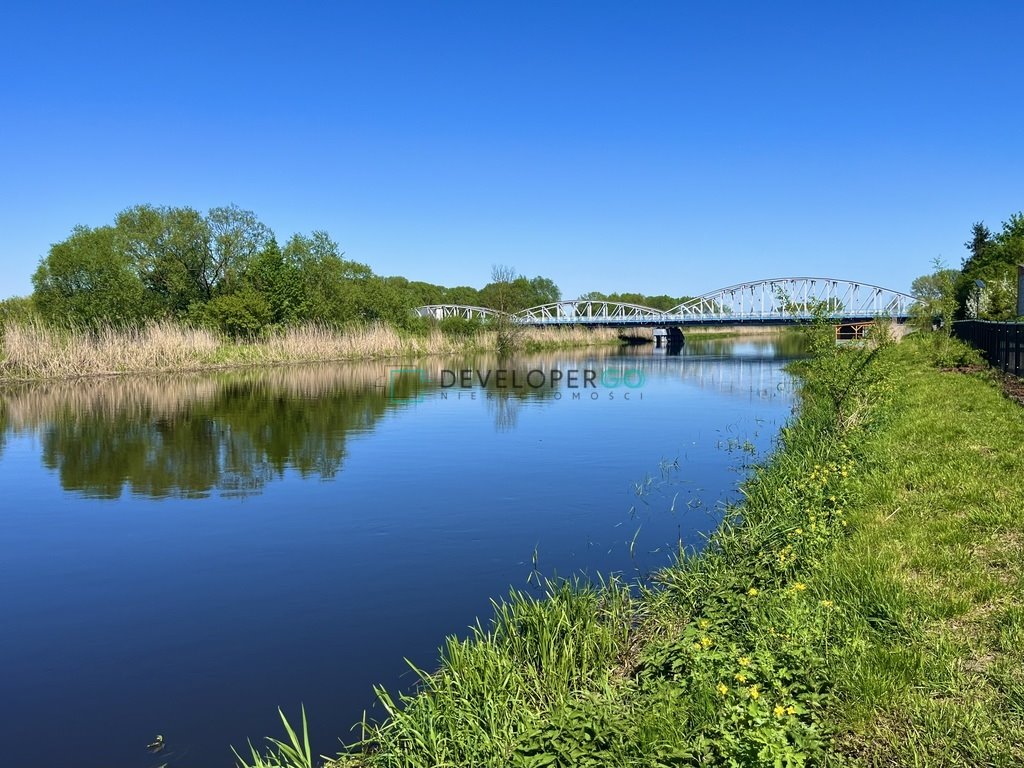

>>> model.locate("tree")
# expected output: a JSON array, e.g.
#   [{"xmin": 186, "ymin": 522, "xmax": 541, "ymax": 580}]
[
  {"xmin": 32, "ymin": 225, "xmax": 148, "ymax": 325},
  {"xmin": 480, "ymin": 264, "xmax": 519, "ymax": 313},
  {"xmin": 956, "ymin": 214, "xmax": 1024, "ymax": 320},
  {"xmin": 910, "ymin": 261, "xmax": 958, "ymax": 329},
  {"xmin": 478, "ymin": 267, "xmax": 563, "ymax": 313},
  {"xmin": 0, "ymin": 296, "xmax": 39, "ymax": 330},
  {"xmin": 245, "ymin": 238, "xmax": 302, "ymax": 326},
  {"xmin": 115, "ymin": 204, "xmax": 213, "ymax": 315},
  {"xmin": 283, "ymin": 231, "xmax": 375, "ymax": 325},
  {"xmin": 444, "ymin": 285, "xmax": 482, "ymax": 306},
  {"xmin": 527, "ymin": 276, "xmax": 561, "ymax": 305},
  {"xmin": 482, "ymin": 265, "xmax": 522, "ymax": 356},
  {"xmin": 206, "ymin": 204, "xmax": 274, "ymax": 295},
  {"xmin": 963, "ymin": 222, "xmax": 994, "ymax": 270},
  {"xmin": 578, "ymin": 290, "xmax": 693, "ymax": 310}
]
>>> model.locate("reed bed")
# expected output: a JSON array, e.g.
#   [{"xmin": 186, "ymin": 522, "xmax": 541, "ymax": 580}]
[
  {"xmin": 0, "ymin": 321, "xmax": 625, "ymax": 381},
  {"xmin": 1, "ymin": 320, "xmax": 221, "ymax": 379}
]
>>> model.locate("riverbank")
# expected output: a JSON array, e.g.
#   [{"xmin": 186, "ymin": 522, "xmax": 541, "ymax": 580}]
[
  {"xmin": 231, "ymin": 330, "xmax": 1024, "ymax": 767},
  {"xmin": 0, "ymin": 321, "xmax": 629, "ymax": 381}
]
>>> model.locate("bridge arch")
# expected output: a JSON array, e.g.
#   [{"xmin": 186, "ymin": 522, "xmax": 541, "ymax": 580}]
[
  {"xmin": 668, "ymin": 277, "xmax": 915, "ymax": 320},
  {"xmin": 414, "ymin": 304, "xmax": 507, "ymax": 322},
  {"xmin": 413, "ymin": 277, "xmax": 915, "ymax": 326},
  {"xmin": 512, "ymin": 299, "xmax": 667, "ymax": 324}
]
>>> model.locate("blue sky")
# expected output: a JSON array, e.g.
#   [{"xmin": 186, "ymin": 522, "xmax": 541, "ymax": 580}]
[{"xmin": 2, "ymin": 1, "xmax": 1022, "ymax": 300}]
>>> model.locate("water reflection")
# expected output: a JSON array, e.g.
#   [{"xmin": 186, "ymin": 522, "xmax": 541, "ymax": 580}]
[
  {"xmin": 2, "ymin": 365, "xmax": 394, "ymax": 499},
  {"xmin": 675, "ymin": 332, "xmax": 809, "ymax": 358},
  {"xmin": 0, "ymin": 338, "xmax": 805, "ymax": 500}
]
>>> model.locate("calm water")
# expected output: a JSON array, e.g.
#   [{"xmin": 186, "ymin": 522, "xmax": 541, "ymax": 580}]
[{"xmin": 0, "ymin": 337, "xmax": 800, "ymax": 767}]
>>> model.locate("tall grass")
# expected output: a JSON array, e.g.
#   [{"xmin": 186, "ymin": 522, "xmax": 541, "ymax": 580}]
[{"xmin": 0, "ymin": 320, "xmax": 624, "ymax": 381}]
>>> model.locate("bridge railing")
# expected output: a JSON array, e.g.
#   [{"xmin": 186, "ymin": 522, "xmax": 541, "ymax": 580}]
[{"xmin": 954, "ymin": 320, "xmax": 1024, "ymax": 377}]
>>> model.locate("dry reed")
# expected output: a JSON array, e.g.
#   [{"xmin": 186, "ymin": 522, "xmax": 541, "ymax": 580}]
[{"xmin": 0, "ymin": 320, "xmax": 626, "ymax": 381}]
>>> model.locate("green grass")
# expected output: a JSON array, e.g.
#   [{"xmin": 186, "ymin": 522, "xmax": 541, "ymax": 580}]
[
  {"xmin": 240, "ymin": 331, "xmax": 1024, "ymax": 767},
  {"xmin": 819, "ymin": 340, "xmax": 1024, "ymax": 765}
]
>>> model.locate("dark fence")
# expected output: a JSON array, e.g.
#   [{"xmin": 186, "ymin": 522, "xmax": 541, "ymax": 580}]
[{"xmin": 954, "ymin": 320, "xmax": 1024, "ymax": 376}]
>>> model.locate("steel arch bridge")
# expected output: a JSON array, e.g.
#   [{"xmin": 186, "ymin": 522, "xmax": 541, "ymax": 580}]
[{"xmin": 414, "ymin": 277, "xmax": 915, "ymax": 327}]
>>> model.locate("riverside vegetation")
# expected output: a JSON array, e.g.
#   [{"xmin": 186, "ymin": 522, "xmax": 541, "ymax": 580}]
[
  {"xmin": 235, "ymin": 322, "xmax": 1024, "ymax": 767},
  {"xmin": 0, "ymin": 203, "xmax": 699, "ymax": 379},
  {"xmin": 0, "ymin": 320, "xmax": 626, "ymax": 380}
]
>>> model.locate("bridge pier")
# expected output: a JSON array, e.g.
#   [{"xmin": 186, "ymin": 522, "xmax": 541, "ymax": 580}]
[{"xmin": 654, "ymin": 327, "xmax": 684, "ymax": 348}]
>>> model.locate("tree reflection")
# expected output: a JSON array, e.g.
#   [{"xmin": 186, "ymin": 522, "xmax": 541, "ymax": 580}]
[
  {"xmin": 0, "ymin": 339, "xmax": 807, "ymax": 497},
  {"xmin": 3, "ymin": 365, "xmax": 397, "ymax": 499}
]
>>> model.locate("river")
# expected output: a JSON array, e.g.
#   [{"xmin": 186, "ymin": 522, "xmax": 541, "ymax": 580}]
[{"xmin": 0, "ymin": 335, "xmax": 802, "ymax": 767}]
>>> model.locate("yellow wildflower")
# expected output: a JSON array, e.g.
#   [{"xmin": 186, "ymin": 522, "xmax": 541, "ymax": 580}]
[
  {"xmin": 793, "ymin": 582, "xmax": 807, "ymax": 592},
  {"xmin": 774, "ymin": 705, "xmax": 785, "ymax": 718},
  {"xmin": 700, "ymin": 636, "xmax": 713, "ymax": 649},
  {"xmin": 795, "ymin": 528, "xmax": 803, "ymax": 535},
  {"xmin": 786, "ymin": 705, "xmax": 796, "ymax": 715},
  {"xmin": 734, "ymin": 672, "xmax": 747, "ymax": 682},
  {"xmin": 716, "ymin": 682, "xmax": 728, "ymax": 696},
  {"xmin": 747, "ymin": 587, "xmax": 759, "ymax": 596},
  {"xmin": 738, "ymin": 656, "xmax": 751, "ymax": 666},
  {"xmin": 699, "ymin": 618, "xmax": 710, "ymax": 629},
  {"xmin": 821, "ymin": 599, "xmax": 834, "ymax": 608},
  {"xmin": 748, "ymin": 685, "xmax": 760, "ymax": 700}
]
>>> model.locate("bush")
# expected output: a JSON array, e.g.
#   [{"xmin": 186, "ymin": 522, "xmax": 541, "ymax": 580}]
[
  {"xmin": 438, "ymin": 316, "xmax": 484, "ymax": 338},
  {"xmin": 196, "ymin": 290, "xmax": 273, "ymax": 339},
  {"xmin": 0, "ymin": 296, "xmax": 39, "ymax": 331}
]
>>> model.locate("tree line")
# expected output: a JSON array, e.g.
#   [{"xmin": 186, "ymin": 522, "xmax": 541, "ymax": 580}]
[
  {"xmin": 912, "ymin": 211, "xmax": 1024, "ymax": 324},
  {"xmin": 2, "ymin": 204, "xmax": 713, "ymax": 337},
  {"xmin": 577, "ymin": 291, "xmax": 695, "ymax": 311},
  {"xmin": 16, "ymin": 205, "xmax": 566, "ymax": 337}
]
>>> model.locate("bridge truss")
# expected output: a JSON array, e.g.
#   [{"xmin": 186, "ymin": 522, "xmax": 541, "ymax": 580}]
[{"xmin": 415, "ymin": 277, "xmax": 916, "ymax": 327}]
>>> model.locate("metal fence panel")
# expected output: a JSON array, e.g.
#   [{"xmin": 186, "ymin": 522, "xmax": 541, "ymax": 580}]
[{"xmin": 954, "ymin": 320, "xmax": 1024, "ymax": 376}]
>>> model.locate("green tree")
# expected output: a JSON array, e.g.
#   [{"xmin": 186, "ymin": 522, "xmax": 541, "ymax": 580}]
[
  {"xmin": 115, "ymin": 204, "xmax": 213, "ymax": 315},
  {"xmin": 245, "ymin": 238, "xmax": 302, "ymax": 326},
  {"xmin": 284, "ymin": 231, "xmax": 375, "ymax": 325},
  {"xmin": 32, "ymin": 225, "xmax": 148, "ymax": 325},
  {"xmin": 910, "ymin": 261, "xmax": 958, "ymax": 330},
  {"xmin": 444, "ymin": 285, "xmax": 483, "ymax": 306},
  {"xmin": 0, "ymin": 296, "xmax": 39, "ymax": 330},
  {"xmin": 206, "ymin": 204, "xmax": 274, "ymax": 295},
  {"xmin": 479, "ymin": 267, "xmax": 562, "ymax": 312},
  {"xmin": 956, "ymin": 214, "xmax": 1024, "ymax": 320},
  {"xmin": 579, "ymin": 291, "xmax": 694, "ymax": 310},
  {"xmin": 527, "ymin": 275, "xmax": 561, "ymax": 305}
]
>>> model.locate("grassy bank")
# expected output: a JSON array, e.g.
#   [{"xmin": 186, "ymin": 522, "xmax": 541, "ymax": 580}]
[
  {"xmin": 241, "ymin": 331, "xmax": 1023, "ymax": 767},
  {"xmin": 820, "ymin": 341, "xmax": 1024, "ymax": 764},
  {"xmin": 0, "ymin": 321, "xmax": 627, "ymax": 381}
]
